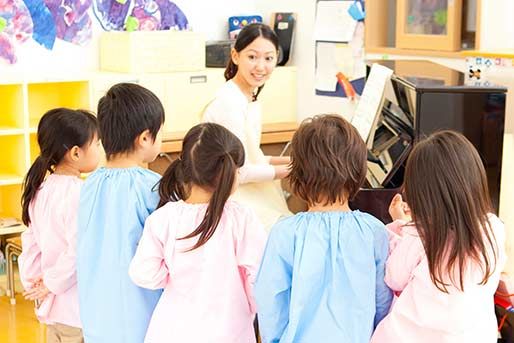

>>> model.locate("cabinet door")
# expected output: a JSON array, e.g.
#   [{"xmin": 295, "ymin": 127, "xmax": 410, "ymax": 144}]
[
  {"xmin": 259, "ymin": 66, "xmax": 297, "ymax": 123},
  {"xmin": 396, "ymin": 0, "xmax": 462, "ymax": 51},
  {"xmin": 163, "ymin": 69, "xmax": 226, "ymax": 133}
]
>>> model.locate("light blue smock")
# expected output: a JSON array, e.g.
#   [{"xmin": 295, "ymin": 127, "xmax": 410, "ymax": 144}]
[
  {"xmin": 77, "ymin": 167, "xmax": 162, "ymax": 343},
  {"xmin": 255, "ymin": 210, "xmax": 392, "ymax": 343}
]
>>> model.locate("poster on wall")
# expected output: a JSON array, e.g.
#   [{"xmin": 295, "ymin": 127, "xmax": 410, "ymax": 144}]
[{"xmin": 0, "ymin": 0, "xmax": 189, "ymax": 64}]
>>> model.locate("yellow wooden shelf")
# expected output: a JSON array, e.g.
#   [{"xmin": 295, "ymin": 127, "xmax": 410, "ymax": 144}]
[
  {"xmin": 0, "ymin": 176, "xmax": 24, "ymax": 186},
  {"xmin": 0, "ymin": 80, "xmax": 92, "ymax": 221},
  {"xmin": 28, "ymin": 81, "xmax": 90, "ymax": 129},
  {"xmin": 0, "ymin": 128, "xmax": 25, "ymax": 136},
  {"xmin": 0, "ymin": 183, "xmax": 23, "ymax": 219}
]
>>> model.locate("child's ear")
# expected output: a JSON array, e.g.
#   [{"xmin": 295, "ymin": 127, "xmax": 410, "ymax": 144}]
[
  {"xmin": 135, "ymin": 129, "xmax": 152, "ymax": 148},
  {"xmin": 69, "ymin": 146, "xmax": 81, "ymax": 162}
]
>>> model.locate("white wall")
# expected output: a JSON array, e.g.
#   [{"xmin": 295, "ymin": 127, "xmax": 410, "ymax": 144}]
[
  {"xmin": 256, "ymin": 0, "xmax": 357, "ymax": 122},
  {"xmin": 0, "ymin": 0, "xmax": 257, "ymax": 77}
]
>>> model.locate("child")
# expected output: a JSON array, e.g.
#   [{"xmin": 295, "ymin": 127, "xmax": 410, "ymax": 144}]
[
  {"xmin": 129, "ymin": 123, "xmax": 267, "ymax": 343},
  {"xmin": 76, "ymin": 83, "xmax": 165, "ymax": 343},
  {"xmin": 255, "ymin": 115, "xmax": 392, "ymax": 343},
  {"xmin": 18, "ymin": 108, "xmax": 100, "ymax": 343},
  {"xmin": 371, "ymin": 130, "xmax": 506, "ymax": 343}
]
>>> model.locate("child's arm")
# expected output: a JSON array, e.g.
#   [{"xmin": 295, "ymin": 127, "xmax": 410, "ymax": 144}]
[
  {"xmin": 18, "ymin": 224, "xmax": 43, "ymax": 291},
  {"xmin": 254, "ymin": 223, "xmax": 293, "ymax": 343},
  {"xmin": 374, "ymin": 228, "xmax": 393, "ymax": 328},
  {"xmin": 129, "ymin": 214, "xmax": 169, "ymax": 290},
  {"xmin": 384, "ymin": 226, "xmax": 424, "ymax": 292},
  {"xmin": 40, "ymin": 193, "xmax": 80, "ymax": 295},
  {"xmin": 235, "ymin": 209, "xmax": 268, "ymax": 314}
]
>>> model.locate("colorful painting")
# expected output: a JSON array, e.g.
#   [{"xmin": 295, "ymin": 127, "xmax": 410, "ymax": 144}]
[
  {"xmin": 1, "ymin": 0, "xmax": 188, "ymax": 64},
  {"xmin": 0, "ymin": 0, "xmax": 33, "ymax": 64},
  {"xmin": 22, "ymin": 0, "xmax": 56, "ymax": 49},
  {"xmin": 93, "ymin": 0, "xmax": 188, "ymax": 31},
  {"xmin": 44, "ymin": 0, "xmax": 93, "ymax": 45}
]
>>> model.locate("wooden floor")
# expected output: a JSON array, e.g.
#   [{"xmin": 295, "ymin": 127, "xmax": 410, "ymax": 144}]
[{"xmin": 0, "ymin": 294, "xmax": 46, "ymax": 343}]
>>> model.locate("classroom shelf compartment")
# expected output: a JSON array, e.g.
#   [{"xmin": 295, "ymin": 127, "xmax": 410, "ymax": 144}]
[
  {"xmin": 0, "ymin": 84, "xmax": 25, "ymax": 132},
  {"xmin": 0, "ymin": 135, "xmax": 27, "ymax": 181},
  {"xmin": 0, "ymin": 184, "xmax": 23, "ymax": 219},
  {"xmin": 28, "ymin": 81, "xmax": 90, "ymax": 129}
]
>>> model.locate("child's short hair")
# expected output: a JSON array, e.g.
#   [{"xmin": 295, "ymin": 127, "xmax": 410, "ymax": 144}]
[
  {"xmin": 288, "ymin": 114, "xmax": 367, "ymax": 206},
  {"xmin": 98, "ymin": 83, "xmax": 165, "ymax": 159}
]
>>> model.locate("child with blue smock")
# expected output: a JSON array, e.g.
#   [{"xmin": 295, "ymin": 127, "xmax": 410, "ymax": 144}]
[
  {"xmin": 76, "ymin": 83, "xmax": 165, "ymax": 343},
  {"xmin": 255, "ymin": 115, "xmax": 392, "ymax": 343}
]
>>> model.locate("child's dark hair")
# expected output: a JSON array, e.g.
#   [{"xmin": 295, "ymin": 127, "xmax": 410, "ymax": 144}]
[
  {"xmin": 224, "ymin": 23, "xmax": 279, "ymax": 100},
  {"xmin": 403, "ymin": 130, "xmax": 497, "ymax": 293},
  {"xmin": 158, "ymin": 123, "xmax": 244, "ymax": 251},
  {"xmin": 21, "ymin": 108, "xmax": 98, "ymax": 225},
  {"xmin": 97, "ymin": 83, "xmax": 165, "ymax": 160},
  {"xmin": 288, "ymin": 114, "xmax": 367, "ymax": 206}
]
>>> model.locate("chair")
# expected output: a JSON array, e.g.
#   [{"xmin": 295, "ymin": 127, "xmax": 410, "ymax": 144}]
[{"xmin": 5, "ymin": 236, "xmax": 22, "ymax": 305}]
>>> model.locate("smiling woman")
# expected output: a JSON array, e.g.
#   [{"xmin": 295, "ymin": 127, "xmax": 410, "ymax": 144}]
[{"xmin": 203, "ymin": 23, "xmax": 291, "ymax": 230}]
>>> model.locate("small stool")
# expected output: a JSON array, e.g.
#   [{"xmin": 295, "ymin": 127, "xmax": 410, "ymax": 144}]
[{"xmin": 5, "ymin": 236, "xmax": 22, "ymax": 305}]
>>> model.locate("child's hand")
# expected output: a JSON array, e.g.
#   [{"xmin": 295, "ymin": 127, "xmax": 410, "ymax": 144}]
[
  {"xmin": 23, "ymin": 280, "xmax": 50, "ymax": 302},
  {"xmin": 389, "ymin": 194, "xmax": 412, "ymax": 222}
]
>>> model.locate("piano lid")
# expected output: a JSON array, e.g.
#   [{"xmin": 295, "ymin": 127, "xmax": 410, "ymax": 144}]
[{"xmin": 366, "ymin": 60, "xmax": 507, "ymax": 93}]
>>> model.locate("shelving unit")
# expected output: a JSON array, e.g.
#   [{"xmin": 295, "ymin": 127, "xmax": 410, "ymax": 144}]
[
  {"xmin": 365, "ymin": 0, "xmax": 481, "ymax": 57},
  {"xmin": 1, "ymin": 67, "xmax": 297, "ymax": 222},
  {"xmin": 0, "ymin": 80, "xmax": 90, "ymax": 221}
]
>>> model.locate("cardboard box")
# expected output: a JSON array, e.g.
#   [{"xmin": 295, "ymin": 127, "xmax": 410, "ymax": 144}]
[{"xmin": 100, "ymin": 31, "xmax": 205, "ymax": 73}]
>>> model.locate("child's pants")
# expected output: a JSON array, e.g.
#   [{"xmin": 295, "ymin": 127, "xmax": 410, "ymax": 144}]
[{"xmin": 47, "ymin": 323, "xmax": 83, "ymax": 343}]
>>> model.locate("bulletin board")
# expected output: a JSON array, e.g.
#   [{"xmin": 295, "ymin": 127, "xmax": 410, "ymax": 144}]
[{"xmin": 314, "ymin": 0, "xmax": 366, "ymax": 98}]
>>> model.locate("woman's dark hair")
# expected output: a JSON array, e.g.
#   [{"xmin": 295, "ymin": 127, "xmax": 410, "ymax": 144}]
[
  {"xmin": 21, "ymin": 108, "xmax": 98, "ymax": 225},
  {"xmin": 288, "ymin": 114, "xmax": 367, "ymax": 206},
  {"xmin": 403, "ymin": 130, "xmax": 497, "ymax": 292},
  {"xmin": 224, "ymin": 23, "xmax": 279, "ymax": 101},
  {"xmin": 158, "ymin": 123, "xmax": 245, "ymax": 251},
  {"xmin": 97, "ymin": 83, "xmax": 165, "ymax": 160}
]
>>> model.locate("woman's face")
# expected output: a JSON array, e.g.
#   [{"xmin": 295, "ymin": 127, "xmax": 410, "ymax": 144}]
[{"xmin": 232, "ymin": 36, "xmax": 278, "ymax": 89}]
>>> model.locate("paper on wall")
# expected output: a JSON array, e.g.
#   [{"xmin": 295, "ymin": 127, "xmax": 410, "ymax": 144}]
[
  {"xmin": 314, "ymin": 1, "xmax": 357, "ymax": 42},
  {"xmin": 315, "ymin": 42, "xmax": 355, "ymax": 91}
]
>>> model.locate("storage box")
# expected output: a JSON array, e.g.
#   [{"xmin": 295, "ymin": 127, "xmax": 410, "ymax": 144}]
[{"xmin": 100, "ymin": 31, "xmax": 206, "ymax": 73}]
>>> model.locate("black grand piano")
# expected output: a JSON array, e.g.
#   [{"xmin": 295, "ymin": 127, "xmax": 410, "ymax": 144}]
[{"xmin": 350, "ymin": 60, "xmax": 507, "ymax": 222}]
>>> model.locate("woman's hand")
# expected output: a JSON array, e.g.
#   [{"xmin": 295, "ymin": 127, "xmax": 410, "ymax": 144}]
[
  {"xmin": 268, "ymin": 156, "xmax": 290, "ymax": 165},
  {"xmin": 274, "ymin": 164, "xmax": 290, "ymax": 180},
  {"xmin": 389, "ymin": 194, "xmax": 412, "ymax": 222}
]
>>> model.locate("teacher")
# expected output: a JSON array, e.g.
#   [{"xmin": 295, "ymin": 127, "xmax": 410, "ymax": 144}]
[{"xmin": 203, "ymin": 23, "xmax": 291, "ymax": 230}]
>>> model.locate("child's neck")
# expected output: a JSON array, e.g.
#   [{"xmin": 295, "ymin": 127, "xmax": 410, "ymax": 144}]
[
  {"xmin": 185, "ymin": 184, "xmax": 212, "ymax": 204},
  {"xmin": 54, "ymin": 162, "xmax": 80, "ymax": 177},
  {"xmin": 308, "ymin": 201, "xmax": 351, "ymax": 213},
  {"xmin": 106, "ymin": 153, "xmax": 144, "ymax": 169}
]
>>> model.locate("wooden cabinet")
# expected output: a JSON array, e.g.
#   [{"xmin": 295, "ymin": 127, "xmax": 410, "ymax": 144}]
[
  {"xmin": 91, "ymin": 66, "xmax": 297, "ymax": 133},
  {"xmin": 365, "ymin": 0, "xmax": 480, "ymax": 57},
  {"xmin": 396, "ymin": 0, "xmax": 463, "ymax": 51}
]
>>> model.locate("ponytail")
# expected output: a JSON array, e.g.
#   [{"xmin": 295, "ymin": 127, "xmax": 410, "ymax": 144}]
[
  {"xmin": 21, "ymin": 156, "xmax": 53, "ymax": 225},
  {"xmin": 224, "ymin": 59, "xmax": 238, "ymax": 81},
  {"xmin": 20, "ymin": 107, "xmax": 99, "ymax": 226},
  {"xmin": 179, "ymin": 153, "xmax": 237, "ymax": 251},
  {"xmin": 157, "ymin": 158, "xmax": 188, "ymax": 208},
  {"xmin": 159, "ymin": 123, "xmax": 244, "ymax": 251}
]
